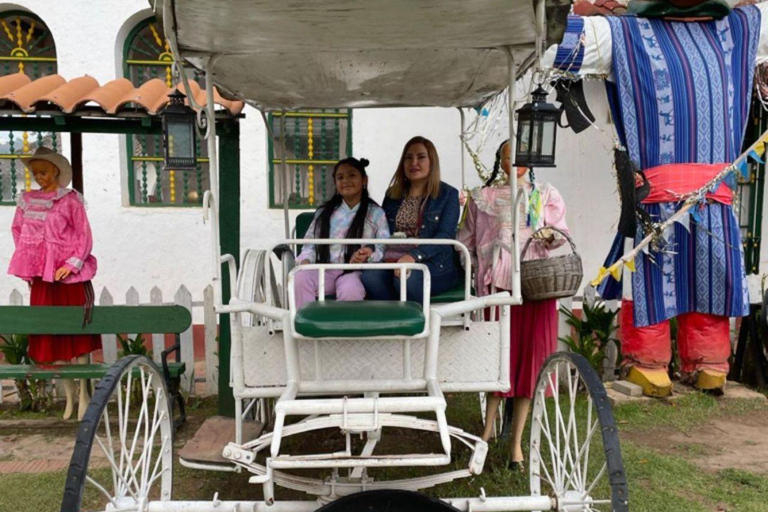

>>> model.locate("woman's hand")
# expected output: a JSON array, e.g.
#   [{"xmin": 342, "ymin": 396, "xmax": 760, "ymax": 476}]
[
  {"xmin": 55, "ymin": 266, "xmax": 72, "ymax": 281},
  {"xmin": 350, "ymin": 247, "xmax": 373, "ymax": 264},
  {"xmin": 394, "ymin": 254, "xmax": 416, "ymax": 278},
  {"xmin": 298, "ymin": 259, "xmax": 310, "ymax": 266},
  {"xmin": 532, "ymin": 228, "xmax": 555, "ymax": 244}
]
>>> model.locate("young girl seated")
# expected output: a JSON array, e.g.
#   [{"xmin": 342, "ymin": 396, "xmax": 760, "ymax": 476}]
[{"xmin": 294, "ymin": 157, "xmax": 390, "ymax": 309}]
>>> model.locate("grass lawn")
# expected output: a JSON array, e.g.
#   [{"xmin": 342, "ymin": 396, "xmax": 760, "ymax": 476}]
[{"xmin": 1, "ymin": 391, "xmax": 767, "ymax": 512}]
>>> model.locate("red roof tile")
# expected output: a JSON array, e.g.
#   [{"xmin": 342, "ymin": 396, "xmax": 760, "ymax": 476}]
[
  {"xmin": 0, "ymin": 73, "xmax": 244, "ymax": 116},
  {"xmin": 573, "ymin": 0, "xmax": 629, "ymax": 16}
]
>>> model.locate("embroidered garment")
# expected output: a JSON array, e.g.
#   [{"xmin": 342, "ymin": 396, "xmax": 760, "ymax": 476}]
[
  {"xmin": 457, "ymin": 182, "xmax": 568, "ymax": 296},
  {"xmin": 9, "ymin": 188, "xmax": 97, "ymax": 283},
  {"xmin": 543, "ymin": 6, "xmax": 767, "ymax": 326},
  {"xmin": 297, "ymin": 201, "xmax": 390, "ymax": 264}
]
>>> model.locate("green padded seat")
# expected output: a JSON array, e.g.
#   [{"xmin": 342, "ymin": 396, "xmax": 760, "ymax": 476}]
[
  {"xmin": 295, "ymin": 300, "xmax": 425, "ymax": 338},
  {"xmin": 431, "ymin": 282, "xmax": 471, "ymax": 303}
]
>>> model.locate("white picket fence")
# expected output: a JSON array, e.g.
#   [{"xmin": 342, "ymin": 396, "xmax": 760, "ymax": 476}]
[
  {"xmin": 3, "ymin": 286, "xmax": 619, "ymax": 400},
  {"xmin": 4, "ymin": 284, "xmax": 219, "ymax": 396}
]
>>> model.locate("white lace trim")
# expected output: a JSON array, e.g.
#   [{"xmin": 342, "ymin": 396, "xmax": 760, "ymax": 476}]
[
  {"xmin": 66, "ymin": 257, "xmax": 83, "ymax": 270},
  {"xmin": 16, "ymin": 188, "xmax": 74, "ymax": 212},
  {"xmin": 23, "ymin": 210, "xmax": 47, "ymax": 221}
]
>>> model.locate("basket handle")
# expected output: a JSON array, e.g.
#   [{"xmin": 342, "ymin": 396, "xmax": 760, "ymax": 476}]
[{"xmin": 520, "ymin": 226, "xmax": 577, "ymax": 260}]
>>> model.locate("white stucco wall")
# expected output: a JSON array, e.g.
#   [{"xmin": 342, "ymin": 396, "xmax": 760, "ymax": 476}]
[{"xmin": 0, "ymin": 0, "xmax": 765, "ymax": 310}]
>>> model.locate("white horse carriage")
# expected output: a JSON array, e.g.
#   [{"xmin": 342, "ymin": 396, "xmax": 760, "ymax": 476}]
[{"xmin": 61, "ymin": 1, "xmax": 628, "ymax": 511}]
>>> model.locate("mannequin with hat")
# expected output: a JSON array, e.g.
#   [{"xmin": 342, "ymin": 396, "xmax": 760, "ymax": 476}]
[
  {"xmin": 543, "ymin": 1, "xmax": 768, "ymax": 396},
  {"xmin": 8, "ymin": 147, "xmax": 100, "ymax": 420}
]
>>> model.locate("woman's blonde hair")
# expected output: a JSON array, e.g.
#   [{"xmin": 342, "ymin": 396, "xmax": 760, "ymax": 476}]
[{"xmin": 386, "ymin": 136, "xmax": 442, "ymax": 200}]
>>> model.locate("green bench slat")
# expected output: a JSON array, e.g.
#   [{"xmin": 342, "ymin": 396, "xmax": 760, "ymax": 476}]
[
  {"xmin": 295, "ymin": 300, "xmax": 425, "ymax": 338},
  {"xmin": 0, "ymin": 362, "xmax": 186, "ymax": 380},
  {"xmin": 0, "ymin": 305, "xmax": 191, "ymax": 335}
]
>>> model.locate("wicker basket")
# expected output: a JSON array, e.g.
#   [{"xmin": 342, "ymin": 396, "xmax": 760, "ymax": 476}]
[{"xmin": 520, "ymin": 227, "xmax": 583, "ymax": 301}]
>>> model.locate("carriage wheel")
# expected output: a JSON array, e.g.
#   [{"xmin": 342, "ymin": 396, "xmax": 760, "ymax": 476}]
[
  {"xmin": 529, "ymin": 353, "xmax": 628, "ymax": 512},
  {"xmin": 61, "ymin": 355, "xmax": 173, "ymax": 512}
]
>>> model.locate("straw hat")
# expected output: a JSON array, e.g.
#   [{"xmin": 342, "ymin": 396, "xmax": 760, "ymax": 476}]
[{"xmin": 19, "ymin": 147, "xmax": 73, "ymax": 188}]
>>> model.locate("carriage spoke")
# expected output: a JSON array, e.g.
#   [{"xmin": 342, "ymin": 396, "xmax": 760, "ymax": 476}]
[
  {"xmin": 538, "ymin": 387, "xmax": 564, "ymax": 490},
  {"xmin": 100, "ymin": 407, "xmax": 118, "ymax": 497},
  {"xmin": 532, "ymin": 442, "xmax": 558, "ymax": 490},
  {"xmin": 86, "ymin": 474, "xmax": 120, "ymax": 505},
  {"xmin": 584, "ymin": 461, "xmax": 608, "ymax": 498}
]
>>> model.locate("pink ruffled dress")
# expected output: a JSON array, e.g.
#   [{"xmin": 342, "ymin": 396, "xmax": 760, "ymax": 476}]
[
  {"xmin": 8, "ymin": 187, "xmax": 100, "ymax": 363},
  {"xmin": 458, "ymin": 181, "xmax": 569, "ymax": 398},
  {"xmin": 9, "ymin": 188, "xmax": 97, "ymax": 283}
]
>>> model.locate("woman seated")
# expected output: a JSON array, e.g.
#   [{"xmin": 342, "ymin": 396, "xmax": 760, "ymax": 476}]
[
  {"xmin": 361, "ymin": 136, "xmax": 460, "ymax": 303},
  {"xmin": 294, "ymin": 157, "xmax": 390, "ymax": 309},
  {"xmin": 457, "ymin": 139, "xmax": 569, "ymax": 471}
]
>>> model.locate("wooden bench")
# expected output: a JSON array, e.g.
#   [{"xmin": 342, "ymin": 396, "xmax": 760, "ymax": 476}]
[{"xmin": 0, "ymin": 305, "xmax": 192, "ymax": 426}]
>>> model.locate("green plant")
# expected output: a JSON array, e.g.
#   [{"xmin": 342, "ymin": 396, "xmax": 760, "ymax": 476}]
[
  {"xmin": 559, "ymin": 301, "xmax": 620, "ymax": 377},
  {"xmin": 0, "ymin": 334, "xmax": 51, "ymax": 412},
  {"xmin": 117, "ymin": 334, "xmax": 151, "ymax": 359},
  {"xmin": 117, "ymin": 334, "xmax": 153, "ymax": 405}
]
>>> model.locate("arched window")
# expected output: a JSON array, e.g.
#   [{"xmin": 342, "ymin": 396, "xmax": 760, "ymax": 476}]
[
  {"xmin": 123, "ymin": 17, "xmax": 207, "ymax": 206},
  {"xmin": 0, "ymin": 10, "xmax": 57, "ymax": 205}
]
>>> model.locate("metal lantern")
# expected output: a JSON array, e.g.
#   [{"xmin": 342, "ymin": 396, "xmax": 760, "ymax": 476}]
[
  {"xmin": 162, "ymin": 90, "xmax": 197, "ymax": 171},
  {"xmin": 513, "ymin": 85, "xmax": 559, "ymax": 168}
]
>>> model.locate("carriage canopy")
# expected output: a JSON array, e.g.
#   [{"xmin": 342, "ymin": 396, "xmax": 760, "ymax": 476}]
[{"xmin": 153, "ymin": 0, "xmax": 565, "ymax": 110}]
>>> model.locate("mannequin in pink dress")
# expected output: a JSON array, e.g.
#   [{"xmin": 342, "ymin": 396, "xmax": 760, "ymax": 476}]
[{"xmin": 458, "ymin": 140, "xmax": 569, "ymax": 470}]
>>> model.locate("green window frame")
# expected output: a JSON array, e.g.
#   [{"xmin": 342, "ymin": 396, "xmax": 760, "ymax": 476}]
[
  {"xmin": 0, "ymin": 10, "xmax": 57, "ymax": 205},
  {"xmin": 268, "ymin": 110, "xmax": 353, "ymax": 209},
  {"xmin": 122, "ymin": 17, "xmax": 208, "ymax": 207},
  {"xmin": 737, "ymin": 94, "xmax": 766, "ymax": 275}
]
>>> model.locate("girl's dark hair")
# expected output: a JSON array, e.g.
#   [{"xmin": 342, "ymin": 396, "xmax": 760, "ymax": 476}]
[
  {"xmin": 315, "ymin": 157, "xmax": 378, "ymax": 263},
  {"xmin": 484, "ymin": 140, "xmax": 510, "ymax": 187}
]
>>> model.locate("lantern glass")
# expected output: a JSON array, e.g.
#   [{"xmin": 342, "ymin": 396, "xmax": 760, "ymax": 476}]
[
  {"xmin": 167, "ymin": 118, "xmax": 195, "ymax": 160},
  {"xmin": 540, "ymin": 115, "xmax": 556, "ymax": 159},
  {"xmin": 517, "ymin": 117, "xmax": 531, "ymax": 157}
]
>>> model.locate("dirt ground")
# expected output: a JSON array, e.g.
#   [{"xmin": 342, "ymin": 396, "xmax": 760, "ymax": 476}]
[{"xmin": 622, "ymin": 407, "xmax": 768, "ymax": 475}]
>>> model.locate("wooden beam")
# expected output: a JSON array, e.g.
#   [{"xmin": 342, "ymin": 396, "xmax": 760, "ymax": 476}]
[
  {"xmin": 217, "ymin": 119, "xmax": 241, "ymax": 417},
  {"xmin": 71, "ymin": 132, "xmax": 83, "ymax": 193},
  {"xmin": 0, "ymin": 115, "xmax": 240, "ymax": 135}
]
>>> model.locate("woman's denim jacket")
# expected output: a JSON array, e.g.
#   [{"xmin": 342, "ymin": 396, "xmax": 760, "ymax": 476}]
[{"xmin": 381, "ymin": 181, "xmax": 460, "ymax": 281}]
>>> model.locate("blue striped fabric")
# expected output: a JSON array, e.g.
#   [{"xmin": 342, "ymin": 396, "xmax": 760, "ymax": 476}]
[
  {"xmin": 606, "ymin": 8, "xmax": 760, "ymax": 169},
  {"xmin": 597, "ymin": 8, "xmax": 760, "ymax": 326},
  {"xmin": 553, "ymin": 16, "xmax": 586, "ymax": 72}
]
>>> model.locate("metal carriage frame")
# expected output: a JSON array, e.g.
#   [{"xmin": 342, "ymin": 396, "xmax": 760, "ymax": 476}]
[{"xmin": 61, "ymin": 1, "xmax": 629, "ymax": 511}]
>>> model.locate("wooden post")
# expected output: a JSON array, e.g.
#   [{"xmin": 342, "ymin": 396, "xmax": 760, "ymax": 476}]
[
  {"xmin": 217, "ymin": 119, "xmax": 240, "ymax": 416},
  {"xmin": 203, "ymin": 284, "xmax": 218, "ymax": 395},
  {"xmin": 71, "ymin": 132, "xmax": 83, "ymax": 194},
  {"xmin": 99, "ymin": 287, "xmax": 117, "ymax": 364},
  {"xmin": 150, "ymin": 287, "xmax": 164, "ymax": 364},
  {"xmin": 174, "ymin": 285, "xmax": 195, "ymax": 395}
]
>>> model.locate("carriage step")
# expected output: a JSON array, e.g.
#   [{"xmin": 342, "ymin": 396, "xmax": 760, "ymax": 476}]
[
  {"xmin": 270, "ymin": 453, "xmax": 450, "ymax": 469},
  {"xmin": 179, "ymin": 416, "xmax": 264, "ymax": 465}
]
